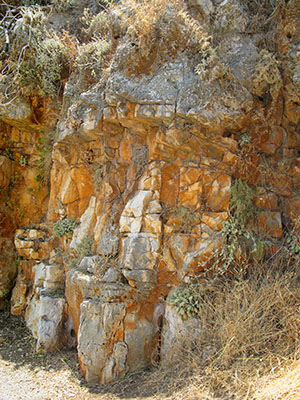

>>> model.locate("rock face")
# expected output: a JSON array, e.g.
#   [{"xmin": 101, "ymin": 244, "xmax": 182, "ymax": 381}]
[{"xmin": 1, "ymin": 0, "xmax": 300, "ymax": 384}]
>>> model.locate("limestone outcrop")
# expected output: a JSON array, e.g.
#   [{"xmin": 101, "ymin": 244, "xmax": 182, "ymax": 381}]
[{"xmin": 0, "ymin": 0, "xmax": 300, "ymax": 384}]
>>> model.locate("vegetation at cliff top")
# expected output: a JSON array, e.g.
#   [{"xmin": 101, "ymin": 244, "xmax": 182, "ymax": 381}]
[{"xmin": 0, "ymin": 0, "xmax": 281, "ymax": 100}]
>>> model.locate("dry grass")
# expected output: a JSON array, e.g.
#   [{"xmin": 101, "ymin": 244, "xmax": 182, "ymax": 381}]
[
  {"xmin": 254, "ymin": 359, "xmax": 300, "ymax": 400},
  {"xmin": 117, "ymin": 0, "xmax": 211, "ymax": 74},
  {"xmin": 145, "ymin": 257, "xmax": 300, "ymax": 400},
  {"xmin": 2, "ymin": 258, "xmax": 300, "ymax": 399}
]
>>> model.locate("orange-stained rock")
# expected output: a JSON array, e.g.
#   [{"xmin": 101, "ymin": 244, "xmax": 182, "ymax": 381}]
[
  {"xmin": 180, "ymin": 168, "xmax": 202, "ymax": 188},
  {"xmin": 143, "ymin": 214, "xmax": 162, "ymax": 234},
  {"xmin": 286, "ymin": 198, "xmax": 300, "ymax": 222},
  {"xmin": 71, "ymin": 168, "xmax": 95, "ymax": 218},
  {"xmin": 0, "ymin": 237, "xmax": 17, "ymax": 308},
  {"xmin": 178, "ymin": 184, "xmax": 203, "ymax": 209},
  {"xmin": 0, "ymin": 156, "xmax": 12, "ymax": 188},
  {"xmin": 201, "ymin": 212, "xmax": 228, "ymax": 230},
  {"xmin": 267, "ymin": 173, "xmax": 292, "ymax": 197},
  {"xmin": 254, "ymin": 192, "xmax": 279, "ymax": 210},
  {"xmin": 17, "ymin": 260, "xmax": 36, "ymax": 281},
  {"xmin": 161, "ymin": 164, "xmax": 180, "ymax": 206},
  {"xmin": 289, "ymin": 160, "xmax": 300, "ymax": 191},
  {"xmin": 3, "ymin": 0, "xmax": 300, "ymax": 384},
  {"xmin": 138, "ymin": 163, "xmax": 162, "ymax": 191},
  {"xmin": 163, "ymin": 234, "xmax": 190, "ymax": 272},
  {"xmin": 258, "ymin": 211, "xmax": 283, "ymax": 239},
  {"xmin": 206, "ymin": 174, "xmax": 231, "ymax": 211},
  {"xmin": 10, "ymin": 276, "xmax": 29, "ymax": 315},
  {"xmin": 120, "ymin": 216, "xmax": 142, "ymax": 233},
  {"xmin": 164, "ymin": 216, "xmax": 184, "ymax": 234},
  {"xmin": 252, "ymin": 126, "xmax": 284, "ymax": 155},
  {"xmin": 119, "ymin": 133, "xmax": 133, "ymax": 162},
  {"xmin": 223, "ymin": 151, "xmax": 238, "ymax": 167}
]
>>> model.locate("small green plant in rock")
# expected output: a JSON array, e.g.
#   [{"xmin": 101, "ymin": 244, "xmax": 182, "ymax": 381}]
[
  {"xmin": 53, "ymin": 218, "xmax": 77, "ymax": 237},
  {"xmin": 68, "ymin": 238, "xmax": 94, "ymax": 268},
  {"xmin": 92, "ymin": 163, "xmax": 104, "ymax": 188},
  {"xmin": 34, "ymin": 132, "xmax": 56, "ymax": 187},
  {"xmin": 168, "ymin": 284, "xmax": 201, "ymax": 319},
  {"xmin": 1, "ymin": 290, "xmax": 10, "ymax": 298},
  {"xmin": 229, "ymin": 178, "xmax": 256, "ymax": 229},
  {"xmin": 251, "ymin": 49, "xmax": 282, "ymax": 100},
  {"xmin": 166, "ymin": 206, "xmax": 201, "ymax": 234},
  {"xmin": 287, "ymin": 232, "xmax": 300, "ymax": 256},
  {"xmin": 200, "ymin": 179, "xmax": 259, "ymax": 276},
  {"xmin": 75, "ymin": 238, "xmax": 93, "ymax": 259},
  {"xmin": 19, "ymin": 155, "xmax": 27, "ymax": 166}
]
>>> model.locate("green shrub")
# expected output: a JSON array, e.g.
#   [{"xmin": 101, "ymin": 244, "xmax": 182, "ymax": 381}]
[
  {"xmin": 53, "ymin": 218, "xmax": 77, "ymax": 236},
  {"xmin": 75, "ymin": 39, "xmax": 111, "ymax": 81},
  {"xmin": 81, "ymin": 8, "xmax": 111, "ymax": 40},
  {"xmin": 0, "ymin": 6, "xmax": 73, "ymax": 100},
  {"xmin": 251, "ymin": 50, "xmax": 282, "ymax": 100},
  {"xmin": 74, "ymin": 238, "xmax": 93, "ymax": 259},
  {"xmin": 229, "ymin": 178, "xmax": 256, "ymax": 229},
  {"xmin": 287, "ymin": 232, "xmax": 300, "ymax": 256},
  {"xmin": 117, "ymin": 0, "xmax": 212, "ymax": 74},
  {"xmin": 0, "ymin": 289, "xmax": 10, "ymax": 298},
  {"xmin": 168, "ymin": 284, "xmax": 201, "ymax": 319},
  {"xmin": 198, "ymin": 179, "xmax": 259, "ymax": 277},
  {"xmin": 74, "ymin": 6, "xmax": 113, "ymax": 86}
]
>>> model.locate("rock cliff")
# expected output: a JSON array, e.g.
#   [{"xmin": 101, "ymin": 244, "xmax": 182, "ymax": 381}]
[{"xmin": 0, "ymin": 0, "xmax": 299, "ymax": 384}]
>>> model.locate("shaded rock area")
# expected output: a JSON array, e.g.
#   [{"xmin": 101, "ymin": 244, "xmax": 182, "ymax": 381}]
[{"xmin": 0, "ymin": 0, "xmax": 300, "ymax": 385}]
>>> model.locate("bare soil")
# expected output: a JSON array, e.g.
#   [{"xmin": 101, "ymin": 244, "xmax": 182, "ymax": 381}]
[{"xmin": 0, "ymin": 308, "xmax": 157, "ymax": 400}]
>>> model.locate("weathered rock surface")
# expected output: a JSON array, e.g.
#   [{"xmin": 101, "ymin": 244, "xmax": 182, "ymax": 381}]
[
  {"xmin": 161, "ymin": 299, "xmax": 201, "ymax": 364},
  {"xmin": 0, "ymin": 0, "xmax": 299, "ymax": 385}
]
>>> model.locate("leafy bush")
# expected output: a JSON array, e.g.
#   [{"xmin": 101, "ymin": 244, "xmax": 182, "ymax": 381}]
[
  {"xmin": 75, "ymin": 39, "xmax": 111, "ymax": 81},
  {"xmin": 0, "ymin": 6, "xmax": 74, "ymax": 100},
  {"xmin": 229, "ymin": 178, "xmax": 256, "ymax": 228},
  {"xmin": 251, "ymin": 50, "xmax": 282, "ymax": 100},
  {"xmin": 53, "ymin": 218, "xmax": 77, "ymax": 236},
  {"xmin": 73, "ymin": 6, "xmax": 113, "ymax": 86},
  {"xmin": 117, "ymin": 0, "xmax": 212, "ymax": 74}
]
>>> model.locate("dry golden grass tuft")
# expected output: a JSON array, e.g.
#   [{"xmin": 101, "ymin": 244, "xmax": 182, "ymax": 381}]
[
  {"xmin": 143, "ymin": 256, "xmax": 300, "ymax": 400},
  {"xmin": 117, "ymin": 0, "xmax": 211, "ymax": 74},
  {"xmin": 254, "ymin": 359, "xmax": 300, "ymax": 400}
]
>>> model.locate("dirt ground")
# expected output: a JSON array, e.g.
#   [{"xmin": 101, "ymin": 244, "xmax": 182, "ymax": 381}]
[{"xmin": 0, "ymin": 308, "xmax": 158, "ymax": 400}]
